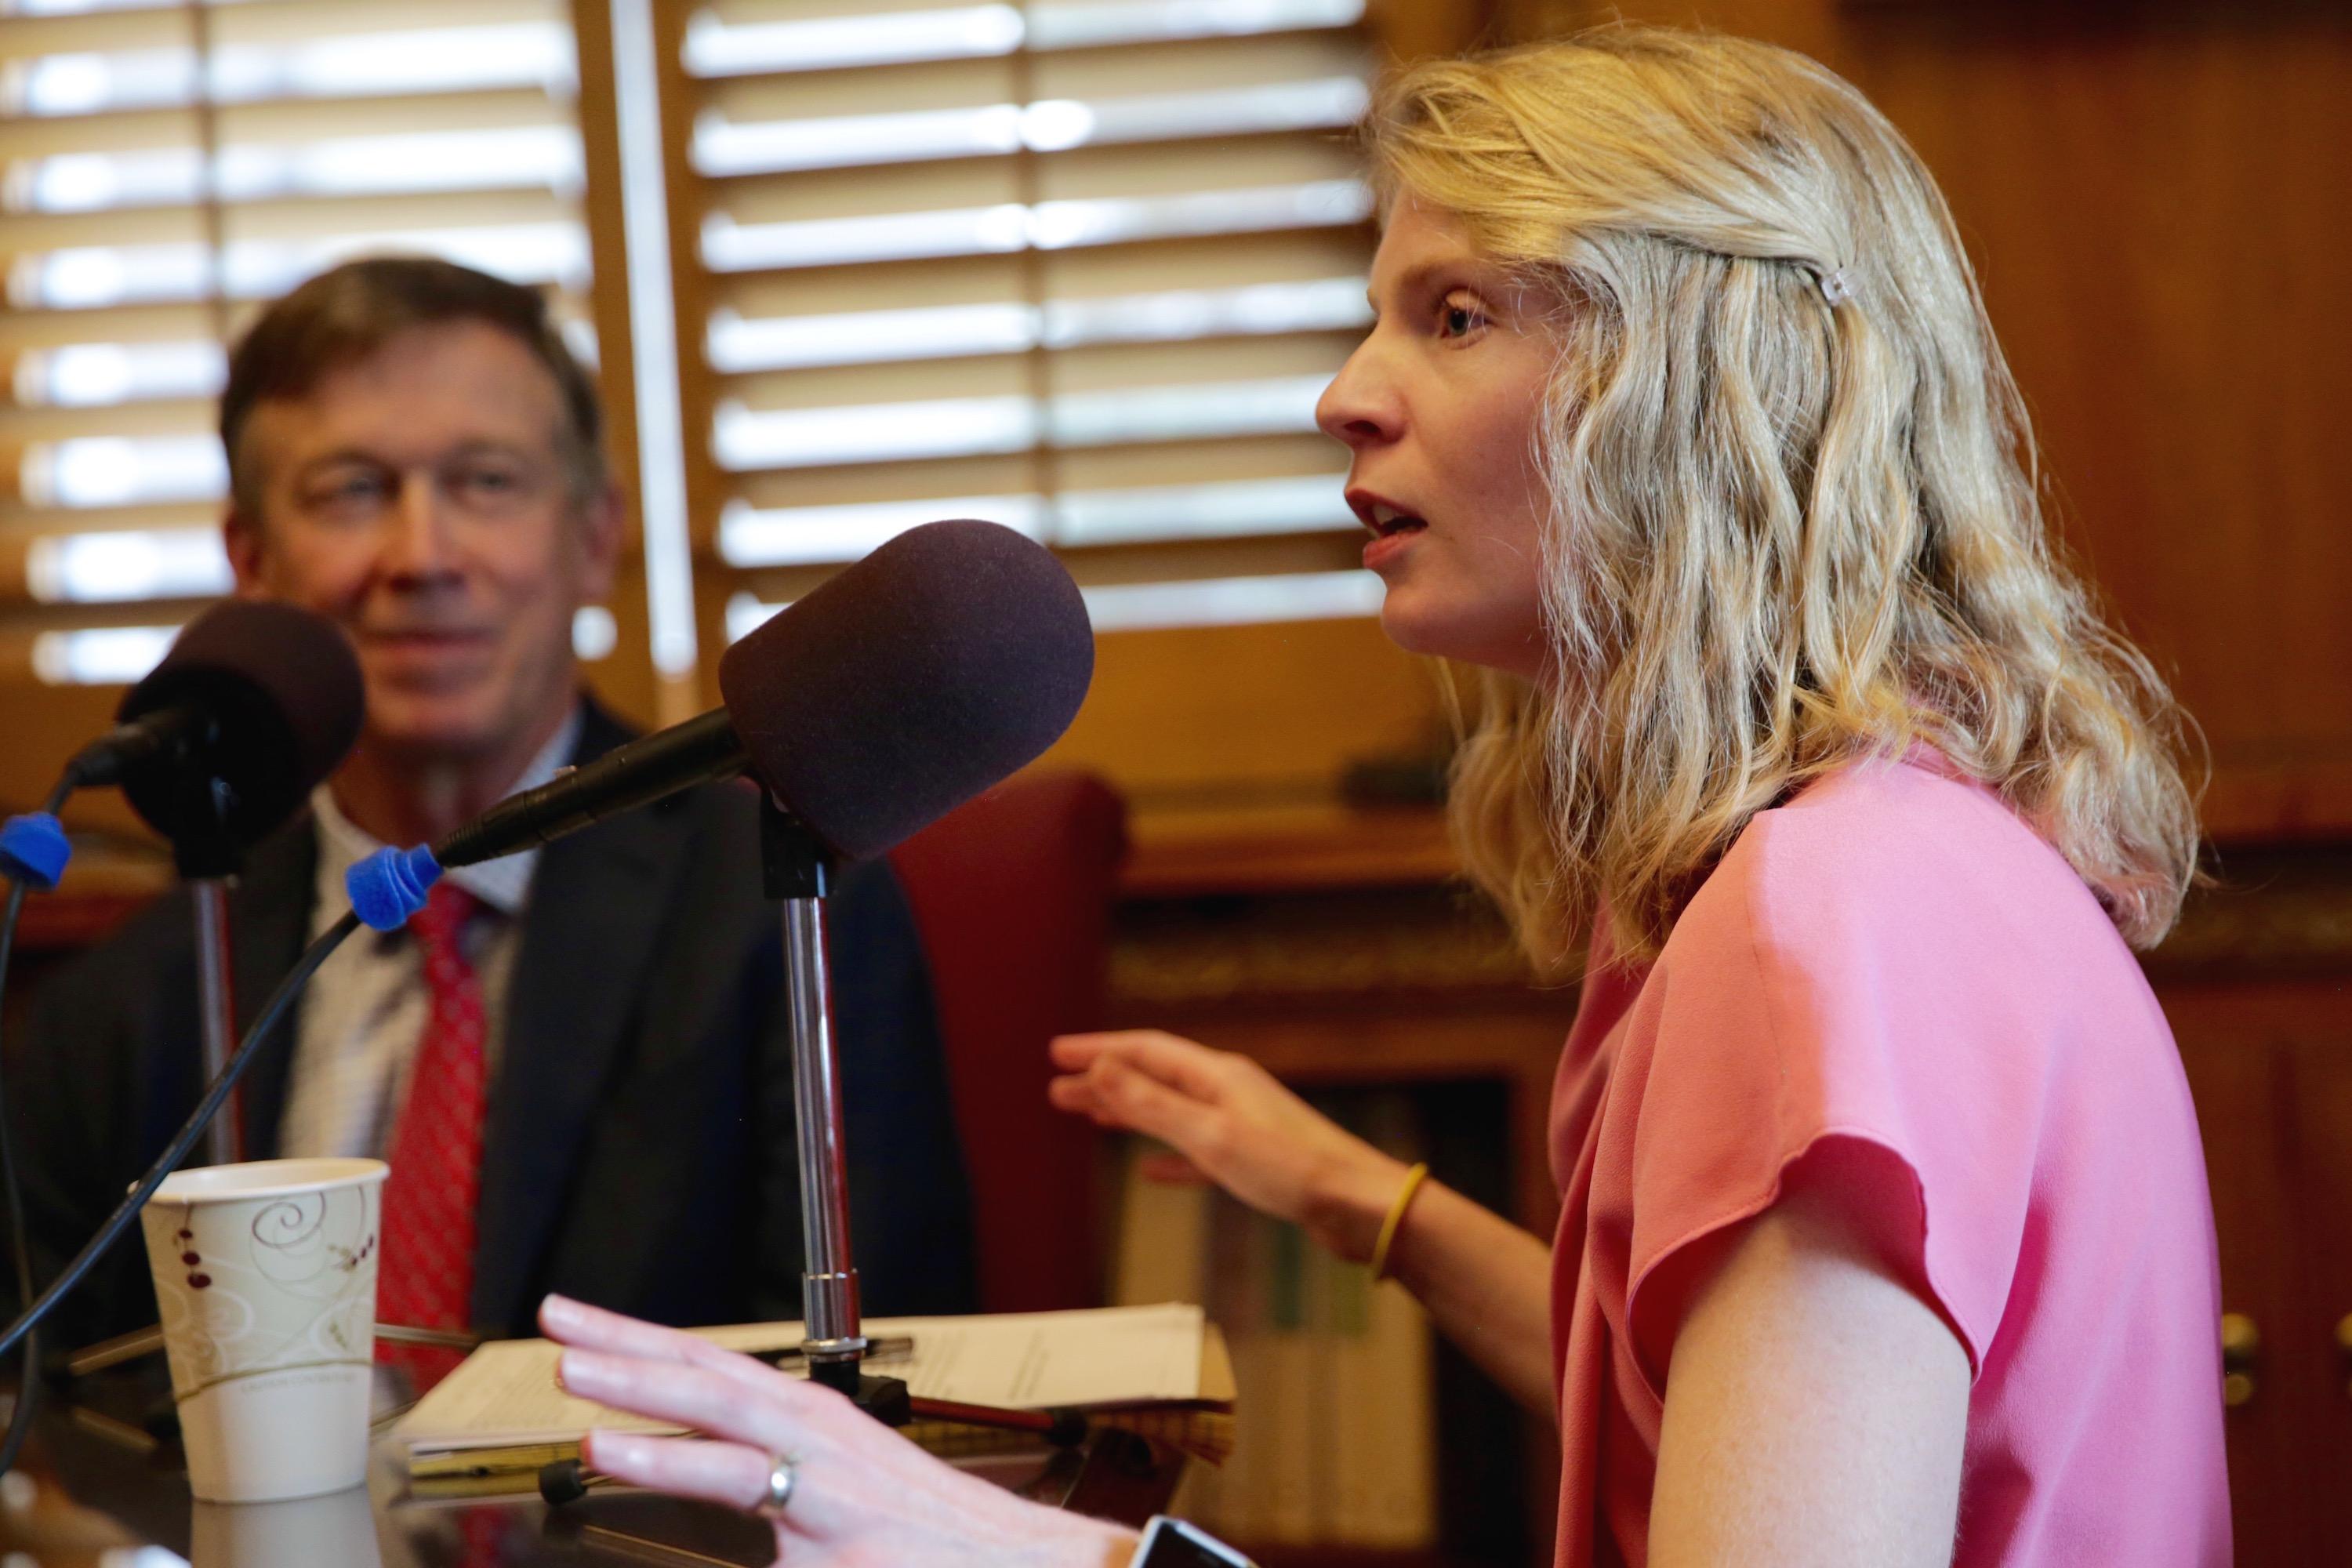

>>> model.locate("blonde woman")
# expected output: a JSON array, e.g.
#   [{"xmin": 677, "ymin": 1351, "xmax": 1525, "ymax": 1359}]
[{"xmin": 540, "ymin": 27, "xmax": 2227, "ymax": 1568}]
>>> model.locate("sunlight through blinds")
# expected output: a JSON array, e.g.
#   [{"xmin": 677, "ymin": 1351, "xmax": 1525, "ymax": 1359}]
[
  {"xmin": 0, "ymin": 0, "xmax": 596, "ymax": 684},
  {"xmin": 684, "ymin": 0, "xmax": 1380, "ymax": 637}
]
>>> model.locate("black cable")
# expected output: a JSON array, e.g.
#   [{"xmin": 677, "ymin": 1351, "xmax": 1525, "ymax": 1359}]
[
  {"xmin": 0, "ymin": 775, "xmax": 75, "ymax": 1476},
  {"xmin": 0, "ymin": 909, "xmax": 361, "ymax": 1383}
]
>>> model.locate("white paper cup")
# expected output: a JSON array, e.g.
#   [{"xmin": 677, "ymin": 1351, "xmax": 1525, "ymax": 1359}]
[{"xmin": 140, "ymin": 1157, "xmax": 387, "ymax": 1503}]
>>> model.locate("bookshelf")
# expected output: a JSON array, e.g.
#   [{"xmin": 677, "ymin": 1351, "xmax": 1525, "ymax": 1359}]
[{"xmin": 1106, "ymin": 815, "xmax": 1573, "ymax": 1568}]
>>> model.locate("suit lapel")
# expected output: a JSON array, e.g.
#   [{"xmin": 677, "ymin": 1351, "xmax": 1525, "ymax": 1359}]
[
  {"xmin": 229, "ymin": 820, "xmax": 318, "ymax": 1162},
  {"xmin": 469, "ymin": 707, "xmax": 694, "ymax": 1329}
]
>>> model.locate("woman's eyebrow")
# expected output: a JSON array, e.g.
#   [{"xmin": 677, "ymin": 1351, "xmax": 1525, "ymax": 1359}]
[{"xmin": 1367, "ymin": 257, "xmax": 1485, "ymax": 317}]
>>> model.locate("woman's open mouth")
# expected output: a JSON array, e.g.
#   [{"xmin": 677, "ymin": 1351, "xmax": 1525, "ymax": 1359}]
[{"xmin": 1361, "ymin": 506, "xmax": 1427, "ymax": 569}]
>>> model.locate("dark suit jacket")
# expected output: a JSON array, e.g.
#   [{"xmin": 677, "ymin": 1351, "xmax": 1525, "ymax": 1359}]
[{"xmin": 11, "ymin": 699, "xmax": 978, "ymax": 1346}]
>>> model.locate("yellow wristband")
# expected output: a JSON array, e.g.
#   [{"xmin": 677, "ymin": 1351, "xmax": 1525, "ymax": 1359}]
[{"xmin": 1367, "ymin": 1162, "xmax": 1431, "ymax": 1282}]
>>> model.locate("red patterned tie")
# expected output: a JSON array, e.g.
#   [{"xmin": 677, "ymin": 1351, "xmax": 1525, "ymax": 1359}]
[{"xmin": 376, "ymin": 882, "xmax": 486, "ymax": 1391}]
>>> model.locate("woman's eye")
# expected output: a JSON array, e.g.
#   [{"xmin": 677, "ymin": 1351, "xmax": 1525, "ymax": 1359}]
[{"xmin": 1439, "ymin": 298, "xmax": 1486, "ymax": 339}]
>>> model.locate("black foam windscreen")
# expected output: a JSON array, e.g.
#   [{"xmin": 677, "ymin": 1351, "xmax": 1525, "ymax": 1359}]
[
  {"xmin": 717, "ymin": 519, "xmax": 1094, "ymax": 862},
  {"xmin": 115, "ymin": 600, "xmax": 365, "ymax": 848}
]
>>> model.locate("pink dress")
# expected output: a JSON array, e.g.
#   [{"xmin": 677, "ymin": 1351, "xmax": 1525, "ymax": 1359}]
[{"xmin": 1547, "ymin": 753, "xmax": 2229, "ymax": 1566}]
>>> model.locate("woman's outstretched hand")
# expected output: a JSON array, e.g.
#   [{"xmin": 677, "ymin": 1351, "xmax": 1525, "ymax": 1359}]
[
  {"xmin": 539, "ymin": 1294, "xmax": 1138, "ymax": 1568},
  {"xmin": 1047, "ymin": 1030, "xmax": 1410, "ymax": 1264}
]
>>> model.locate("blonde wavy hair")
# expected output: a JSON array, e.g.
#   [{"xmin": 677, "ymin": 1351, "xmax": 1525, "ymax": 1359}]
[{"xmin": 1370, "ymin": 27, "xmax": 2200, "ymax": 968}]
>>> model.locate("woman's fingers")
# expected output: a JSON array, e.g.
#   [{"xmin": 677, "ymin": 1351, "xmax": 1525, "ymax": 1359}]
[
  {"xmin": 1047, "ymin": 1031, "xmax": 1118, "ymax": 1069},
  {"xmin": 1072, "ymin": 1057, "xmax": 1227, "ymax": 1152},
  {"xmin": 583, "ymin": 1429, "xmax": 779, "ymax": 1515},
  {"xmin": 557, "ymin": 1348, "xmax": 831, "ymax": 1459},
  {"xmin": 543, "ymin": 1294, "xmax": 711, "ymax": 1363},
  {"xmin": 541, "ymin": 1295, "xmax": 782, "ymax": 1398},
  {"xmin": 1052, "ymin": 1031, "xmax": 1234, "ymax": 1101}
]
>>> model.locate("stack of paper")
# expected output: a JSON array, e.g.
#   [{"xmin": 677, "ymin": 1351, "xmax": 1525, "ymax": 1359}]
[{"xmin": 394, "ymin": 1304, "xmax": 1234, "ymax": 1496}]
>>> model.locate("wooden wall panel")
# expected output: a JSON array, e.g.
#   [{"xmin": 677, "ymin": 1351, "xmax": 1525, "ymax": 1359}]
[
  {"xmin": 1465, "ymin": 0, "xmax": 2352, "ymax": 842},
  {"xmin": 1040, "ymin": 616, "xmax": 1451, "ymax": 811},
  {"xmin": 1839, "ymin": 12, "xmax": 2352, "ymax": 840}
]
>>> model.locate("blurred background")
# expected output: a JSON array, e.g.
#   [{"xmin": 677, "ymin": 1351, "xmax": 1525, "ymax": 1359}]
[{"xmin": 1, "ymin": 1, "xmax": 2346, "ymax": 1563}]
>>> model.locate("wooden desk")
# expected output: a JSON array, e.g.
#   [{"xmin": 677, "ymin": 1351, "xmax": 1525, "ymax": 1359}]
[{"xmin": 0, "ymin": 1380, "xmax": 1178, "ymax": 1567}]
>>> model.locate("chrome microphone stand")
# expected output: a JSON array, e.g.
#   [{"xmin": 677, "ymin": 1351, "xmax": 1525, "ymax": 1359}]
[
  {"xmin": 761, "ymin": 798, "xmax": 906, "ymax": 1417},
  {"xmin": 174, "ymin": 778, "xmax": 249, "ymax": 1167},
  {"xmin": 190, "ymin": 878, "xmax": 243, "ymax": 1166},
  {"xmin": 544, "ymin": 793, "xmax": 1154, "ymax": 1509}
]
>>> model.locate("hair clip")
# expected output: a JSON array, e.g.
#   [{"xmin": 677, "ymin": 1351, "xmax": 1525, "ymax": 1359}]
[{"xmin": 1820, "ymin": 267, "xmax": 1855, "ymax": 307}]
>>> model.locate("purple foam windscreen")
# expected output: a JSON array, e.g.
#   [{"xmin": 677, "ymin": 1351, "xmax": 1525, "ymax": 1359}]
[
  {"xmin": 717, "ymin": 519, "xmax": 1094, "ymax": 862},
  {"xmin": 111, "ymin": 600, "xmax": 365, "ymax": 850}
]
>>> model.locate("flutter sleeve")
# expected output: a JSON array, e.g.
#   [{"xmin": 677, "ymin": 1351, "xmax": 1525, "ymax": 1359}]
[{"xmin": 1595, "ymin": 795, "xmax": 2069, "ymax": 1400}]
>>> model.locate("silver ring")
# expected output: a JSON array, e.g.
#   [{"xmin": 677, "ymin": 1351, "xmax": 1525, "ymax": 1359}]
[{"xmin": 753, "ymin": 1453, "xmax": 797, "ymax": 1519}]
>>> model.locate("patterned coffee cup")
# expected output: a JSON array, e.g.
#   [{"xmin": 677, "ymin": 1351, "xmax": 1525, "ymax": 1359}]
[{"xmin": 140, "ymin": 1158, "xmax": 388, "ymax": 1502}]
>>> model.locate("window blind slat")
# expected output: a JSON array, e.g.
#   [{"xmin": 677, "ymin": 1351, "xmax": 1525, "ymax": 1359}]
[
  {"xmin": 0, "ymin": 302, "xmax": 221, "ymax": 352},
  {"xmin": 0, "ymin": 7, "xmax": 194, "ymax": 67},
  {"xmin": 0, "ymin": 396, "xmax": 215, "ymax": 445},
  {"xmin": 735, "ymin": 526, "xmax": 1363, "ymax": 603},
  {"xmin": 9, "ymin": 186, "xmax": 578, "ymax": 266},
  {"xmin": 1051, "ymin": 430, "xmax": 1344, "ymax": 492},
  {"xmin": 705, "ymin": 54, "xmax": 1018, "ymax": 123},
  {"xmin": 1, "ymin": 0, "xmax": 595, "ymax": 673},
  {"xmin": 1047, "ymin": 331, "xmax": 1363, "ymax": 393},
  {"xmin": 707, "ymin": 231, "xmax": 1362, "ymax": 327},
  {"xmin": 208, "ymin": 0, "xmax": 566, "ymax": 48},
  {"xmin": 724, "ymin": 352, "xmax": 1035, "ymax": 414},
  {"xmin": 680, "ymin": 0, "xmax": 1375, "ymax": 631},
  {"xmin": 706, "ymin": 176, "xmax": 1369, "ymax": 274},
  {"xmin": 724, "ymin": 437, "xmax": 1354, "ymax": 525},
  {"xmin": 217, "ymin": 185, "xmax": 577, "ymax": 242},
  {"xmin": 1042, "ymin": 230, "xmax": 1370, "ymax": 295},
  {"xmin": 714, "ymin": 254, "xmax": 1026, "ymax": 319},
  {"xmin": 2, "ymin": 93, "xmax": 571, "ymax": 186},
  {"xmin": 714, "ymin": 159, "xmax": 1027, "ymax": 228},
  {"xmin": 2, "ymin": 205, "xmax": 212, "ymax": 255},
  {"xmin": 734, "ymin": 452, "xmax": 1043, "ymax": 514},
  {"xmin": 1025, "ymin": 30, "xmax": 1368, "ymax": 96},
  {"xmin": 0, "ymin": 498, "xmax": 227, "ymax": 539},
  {"xmin": 1036, "ymin": 132, "xmax": 1359, "ymax": 200},
  {"xmin": 0, "ymin": 105, "xmax": 200, "ymax": 161}
]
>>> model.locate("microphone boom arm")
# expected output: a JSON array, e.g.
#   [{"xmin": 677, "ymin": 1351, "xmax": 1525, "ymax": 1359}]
[{"xmin": 436, "ymin": 709, "xmax": 746, "ymax": 869}]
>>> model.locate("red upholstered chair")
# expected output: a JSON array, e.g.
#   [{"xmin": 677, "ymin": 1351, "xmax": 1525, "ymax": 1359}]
[{"xmin": 887, "ymin": 770, "xmax": 1128, "ymax": 1313}]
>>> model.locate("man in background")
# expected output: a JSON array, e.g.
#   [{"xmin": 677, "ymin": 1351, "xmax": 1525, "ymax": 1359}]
[{"xmin": 13, "ymin": 258, "xmax": 978, "ymax": 1359}]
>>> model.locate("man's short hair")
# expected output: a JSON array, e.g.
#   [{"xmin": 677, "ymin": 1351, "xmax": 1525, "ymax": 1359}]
[{"xmin": 220, "ymin": 256, "xmax": 607, "ymax": 515}]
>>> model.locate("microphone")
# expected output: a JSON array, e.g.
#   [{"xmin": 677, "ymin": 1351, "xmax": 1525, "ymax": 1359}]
[
  {"xmin": 422, "ymin": 519, "xmax": 1092, "ymax": 876},
  {"xmin": 70, "ymin": 600, "xmax": 365, "ymax": 855}
]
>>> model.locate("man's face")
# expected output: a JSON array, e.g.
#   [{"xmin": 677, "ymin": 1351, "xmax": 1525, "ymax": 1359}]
[{"xmin": 225, "ymin": 321, "xmax": 620, "ymax": 766}]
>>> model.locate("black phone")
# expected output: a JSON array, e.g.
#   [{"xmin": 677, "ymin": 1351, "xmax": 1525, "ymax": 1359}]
[{"xmin": 1129, "ymin": 1515, "xmax": 1256, "ymax": 1568}]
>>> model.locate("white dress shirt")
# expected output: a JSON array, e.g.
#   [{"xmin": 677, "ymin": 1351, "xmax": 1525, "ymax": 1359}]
[{"xmin": 277, "ymin": 709, "xmax": 581, "ymax": 1160}]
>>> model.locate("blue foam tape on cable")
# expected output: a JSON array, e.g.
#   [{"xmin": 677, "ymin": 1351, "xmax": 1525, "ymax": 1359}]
[
  {"xmin": 347, "ymin": 844, "xmax": 442, "ymax": 931},
  {"xmin": 0, "ymin": 814, "xmax": 71, "ymax": 892}
]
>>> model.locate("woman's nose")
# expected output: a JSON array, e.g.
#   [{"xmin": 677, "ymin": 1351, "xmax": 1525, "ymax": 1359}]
[{"xmin": 1316, "ymin": 339, "xmax": 1401, "ymax": 448}]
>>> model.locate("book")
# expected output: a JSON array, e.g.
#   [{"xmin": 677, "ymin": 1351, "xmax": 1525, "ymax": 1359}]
[{"xmin": 1132, "ymin": 1091, "xmax": 1440, "ymax": 1551}]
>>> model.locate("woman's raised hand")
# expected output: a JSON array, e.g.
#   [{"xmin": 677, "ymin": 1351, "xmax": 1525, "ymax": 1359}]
[
  {"xmin": 1047, "ymin": 1030, "xmax": 1410, "ymax": 1264},
  {"xmin": 539, "ymin": 1294, "xmax": 1136, "ymax": 1568}
]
